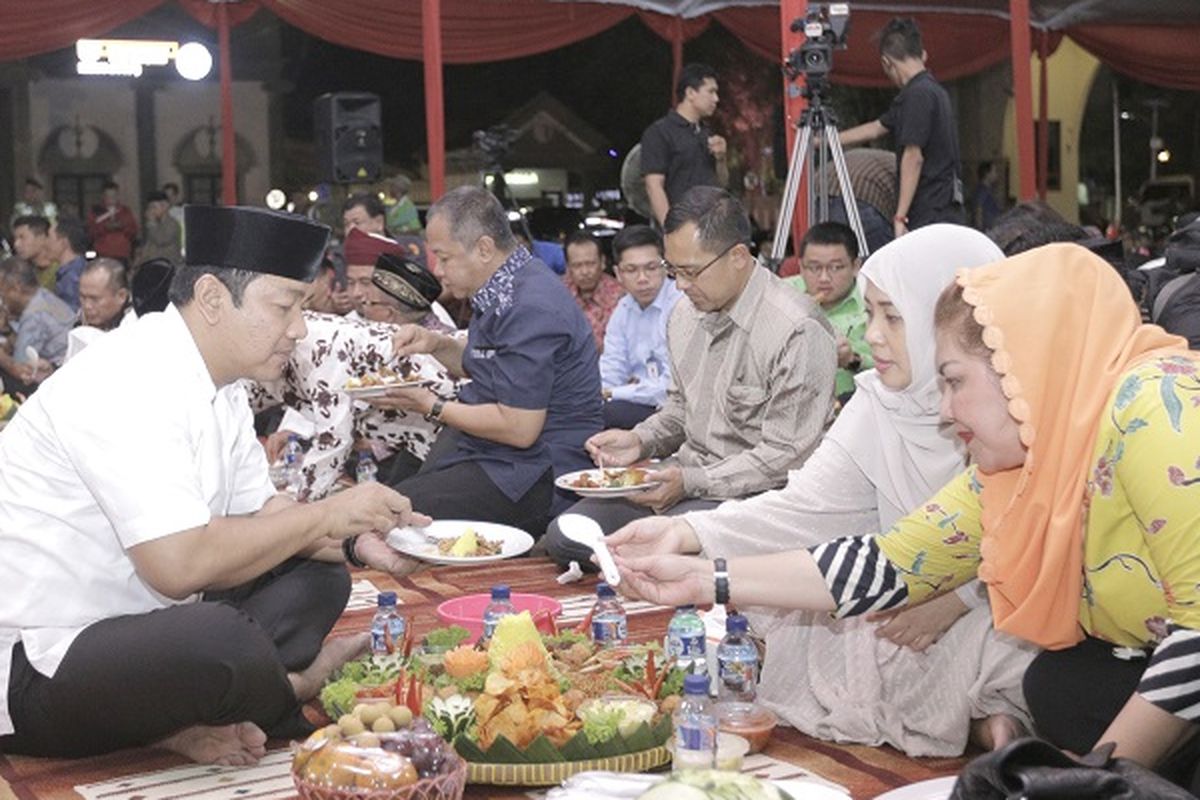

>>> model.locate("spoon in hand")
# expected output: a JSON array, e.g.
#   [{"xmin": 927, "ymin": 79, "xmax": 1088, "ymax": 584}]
[{"xmin": 557, "ymin": 513, "xmax": 620, "ymax": 586}]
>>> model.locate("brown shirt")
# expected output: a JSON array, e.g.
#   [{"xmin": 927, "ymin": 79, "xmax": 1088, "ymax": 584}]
[{"xmin": 633, "ymin": 266, "xmax": 837, "ymax": 499}]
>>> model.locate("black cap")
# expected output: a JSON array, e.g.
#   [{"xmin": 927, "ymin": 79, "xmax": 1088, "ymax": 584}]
[
  {"xmin": 373, "ymin": 251, "xmax": 442, "ymax": 311},
  {"xmin": 184, "ymin": 205, "xmax": 330, "ymax": 282},
  {"xmin": 146, "ymin": 190, "xmax": 169, "ymax": 203},
  {"xmin": 131, "ymin": 258, "xmax": 175, "ymax": 316}
]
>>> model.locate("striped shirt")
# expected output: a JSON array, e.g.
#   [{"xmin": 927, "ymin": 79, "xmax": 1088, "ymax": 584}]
[{"xmin": 632, "ymin": 265, "xmax": 837, "ymax": 499}]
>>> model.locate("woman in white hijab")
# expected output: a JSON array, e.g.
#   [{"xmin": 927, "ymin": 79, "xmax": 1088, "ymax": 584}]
[{"xmin": 607, "ymin": 224, "xmax": 1036, "ymax": 756}]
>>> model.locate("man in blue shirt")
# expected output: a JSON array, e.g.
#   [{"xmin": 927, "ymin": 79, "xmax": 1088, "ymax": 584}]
[
  {"xmin": 372, "ymin": 187, "xmax": 602, "ymax": 533},
  {"xmin": 48, "ymin": 217, "xmax": 89, "ymax": 312},
  {"xmin": 600, "ymin": 225, "xmax": 683, "ymax": 429}
]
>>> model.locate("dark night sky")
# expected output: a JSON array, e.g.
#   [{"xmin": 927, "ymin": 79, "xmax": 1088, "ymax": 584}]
[{"xmin": 277, "ymin": 16, "xmax": 748, "ymax": 167}]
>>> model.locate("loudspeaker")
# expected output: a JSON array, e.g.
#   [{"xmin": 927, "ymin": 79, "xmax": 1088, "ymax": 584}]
[{"xmin": 314, "ymin": 92, "xmax": 382, "ymax": 184}]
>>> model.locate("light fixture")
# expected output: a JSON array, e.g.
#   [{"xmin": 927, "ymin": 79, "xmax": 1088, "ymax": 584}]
[
  {"xmin": 1119, "ymin": 111, "xmax": 1133, "ymax": 121},
  {"xmin": 175, "ymin": 42, "xmax": 212, "ymax": 80},
  {"xmin": 307, "ymin": 190, "xmax": 319, "ymax": 203},
  {"xmin": 265, "ymin": 189, "xmax": 286, "ymax": 210},
  {"xmin": 1157, "ymin": 149, "xmax": 1172, "ymax": 164}
]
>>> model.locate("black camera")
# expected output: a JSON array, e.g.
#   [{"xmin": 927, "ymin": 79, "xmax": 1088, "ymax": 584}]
[{"xmin": 786, "ymin": 3, "xmax": 850, "ymax": 91}]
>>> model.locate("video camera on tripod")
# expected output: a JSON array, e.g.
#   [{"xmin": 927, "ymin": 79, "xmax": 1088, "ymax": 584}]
[
  {"xmin": 768, "ymin": 2, "xmax": 869, "ymax": 270},
  {"xmin": 785, "ymin": 3, "xmax": 850, "ymax": 94}
]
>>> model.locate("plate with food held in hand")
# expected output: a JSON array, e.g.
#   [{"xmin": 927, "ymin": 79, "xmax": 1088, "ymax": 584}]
[
  {"xmin": 385, "ymin": 520, "xmax": 534, "ymax": 564},
  {"xmin": 555, "ymin": 466, "xmax": 661, "ymax": 498},
  {"xmin": 344, "ymin": 365, "xmax": 435, "ymax": 398}
]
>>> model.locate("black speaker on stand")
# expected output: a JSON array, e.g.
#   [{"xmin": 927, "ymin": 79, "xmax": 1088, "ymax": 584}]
[{"xmin": 314, "ymin": 92, "xmax": 382, "ymax": 184}]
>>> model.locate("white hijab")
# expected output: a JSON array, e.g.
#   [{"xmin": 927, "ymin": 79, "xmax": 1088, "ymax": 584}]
[{"xmin": 825, "ymin": 224, "xmax": 1005, "ymax": 527}]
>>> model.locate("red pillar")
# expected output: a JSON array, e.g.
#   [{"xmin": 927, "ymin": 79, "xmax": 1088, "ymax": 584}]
[
  {"xmin": 423, "ymin": 0, "xmax": 445, "ymax": 201},
  {"xmin": 217, "ymin": 1, "xmax": 237, "ymax": 206},
  {"xmin": 670, "ymin": 16, "xmax": 684, "ymax": 105},
  {"xmin": 1009, "ymin": 0, "xmax": 1036, "ymax": 201},
  {"xmin": 1037, "ymin": 32, "xmax": 1049, "ymax": 200},
  {"xmin": 780, "ymin": 0, "xmax": 808, "ymax": 241}
]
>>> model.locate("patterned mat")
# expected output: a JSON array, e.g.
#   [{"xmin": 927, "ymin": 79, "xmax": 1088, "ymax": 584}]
[{"xmin": 0, "ymin": 558, "xmax": 967, "ymax": 800}]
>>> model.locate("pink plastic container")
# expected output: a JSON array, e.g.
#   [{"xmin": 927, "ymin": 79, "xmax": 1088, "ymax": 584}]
[{"xmin": 435, "ymin": 593, "xmax": 563, "ymax": 640}]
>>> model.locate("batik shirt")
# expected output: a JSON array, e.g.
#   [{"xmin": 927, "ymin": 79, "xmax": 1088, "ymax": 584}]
[
  {"xmin": 809, "ymin": 355, "xmax": 1200, "ymax": 724},
  {"xmin": 245, "ymin": 311, "xmax": 460, "ymax": 500}
]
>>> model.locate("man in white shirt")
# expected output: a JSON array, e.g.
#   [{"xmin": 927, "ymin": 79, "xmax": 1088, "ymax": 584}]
[
  {"xmin": 0, "ymin": 206, "xmax": 425, "ymax": 765},
  {"xmin": 599, "ymin": 225, "xmax": 683, "ymax": 429}
]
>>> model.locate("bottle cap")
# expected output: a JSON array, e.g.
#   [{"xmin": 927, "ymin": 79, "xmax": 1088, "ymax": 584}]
[
  {"xmin": 491, "ymin": 584, "xmax": 511, "ymax": 600},
  {"xmin": 596, "ymin": 582, "xmax": 615, "ymax": 598},
  {"xmin": 377, "ymin": 591, "xmax": 397, "ymax": 606},
  {"xmin": 683, "ymin": 674, "xmax": 710, "ymax": 695},
  {"xmin": 726, "ymin": 614, "xmax": 748, "ymax": 634}
]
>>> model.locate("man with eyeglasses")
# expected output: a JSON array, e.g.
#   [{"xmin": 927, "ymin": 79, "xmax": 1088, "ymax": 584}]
[
  {"xmin": 544, "ymin": 187, "xmax": 837, "ymax": 568},
  {"xmin": 785, "ymin": 222, "xmax": 873, "ymax": 401},
  {"xmin": 598, "ymin": 225, "xmax": 683, "ymax": 429}
]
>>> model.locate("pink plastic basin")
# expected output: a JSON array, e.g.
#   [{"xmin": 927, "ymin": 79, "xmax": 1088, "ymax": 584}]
[{"xmin": 435, "ymin": 593, "xmax": 563, "ymax": 640}]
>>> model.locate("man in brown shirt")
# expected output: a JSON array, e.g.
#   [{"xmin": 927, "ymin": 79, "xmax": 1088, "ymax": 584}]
[{"xmin": 544, "ymin": 187, "xmax": 837, "ymax": 567}]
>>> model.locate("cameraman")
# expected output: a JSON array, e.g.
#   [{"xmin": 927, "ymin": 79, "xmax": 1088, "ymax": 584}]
[{"xmin": 838, "ymin": 18, "xmax": 963, "ymax": 236}]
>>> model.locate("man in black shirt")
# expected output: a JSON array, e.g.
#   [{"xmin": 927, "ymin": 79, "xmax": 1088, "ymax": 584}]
[
  {"xmin": 839, "ymin": 18, "xmax": 964, "ymax": 236},
  {"xmin": 640, "ymin": 63, "xmax": 728, "ymax": 227}
]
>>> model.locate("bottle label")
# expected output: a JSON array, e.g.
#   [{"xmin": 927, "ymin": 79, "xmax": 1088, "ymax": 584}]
[
  {"xmin": 679, "ymin": 634, "xmax": 705, "ymax": 658},
  {"xmin": 592, "ymin": 616, "xmax": 627, "ymax": 645},
  {"xmin": 676, "ymin": 722, "xmax": 716, "ymax": 752}
]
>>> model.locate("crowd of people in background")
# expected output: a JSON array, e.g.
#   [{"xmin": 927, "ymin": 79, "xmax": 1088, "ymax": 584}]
[{"xmin": 1, "ymin": 13, "xmax": 1200, "ymax": 791}]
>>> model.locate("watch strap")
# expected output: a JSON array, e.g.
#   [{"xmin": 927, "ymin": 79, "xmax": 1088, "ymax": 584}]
[{"xmin": 713, "ymin": 557, "xmax": 729, "ymax": 605}]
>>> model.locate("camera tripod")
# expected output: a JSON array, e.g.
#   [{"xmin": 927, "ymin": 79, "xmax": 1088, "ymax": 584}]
[{"xmin": 768, "ymin": 89, "xmax": 869, "ymax": 269}]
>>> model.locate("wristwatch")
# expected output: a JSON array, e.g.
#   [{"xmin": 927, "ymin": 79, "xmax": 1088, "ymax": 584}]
[
  {"xmin": 343, "ymin": 534, "xmax": 367, "ymax": 569},
  {"xmin": 713, "ymin": 557, "xmax": 729, "ymax": 605},
  {"xmin": 424, "ymin": 398, "xmax": 446, "ymax": 423}
]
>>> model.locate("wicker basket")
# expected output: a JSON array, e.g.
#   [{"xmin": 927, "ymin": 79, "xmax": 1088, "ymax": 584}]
[{"xmin": 293, "ymin": 754, "xmax": 466, "ymax": 800}]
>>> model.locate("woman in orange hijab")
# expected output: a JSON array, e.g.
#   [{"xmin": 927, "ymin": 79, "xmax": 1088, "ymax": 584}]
[{"xmin": 615, "ymin": 244, "xmax": 1200, "ymax": 782}]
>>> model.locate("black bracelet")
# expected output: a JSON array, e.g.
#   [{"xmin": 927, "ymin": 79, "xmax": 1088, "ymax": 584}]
[
  {"xmin": 713, "ymin": 557, "xmax": 729, "ymax": 605},
  {"xmin": 343, "ymin": 534, "xmax": 367, "ymax": 568}
]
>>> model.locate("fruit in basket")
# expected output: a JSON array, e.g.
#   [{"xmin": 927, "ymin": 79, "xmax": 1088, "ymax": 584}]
[{"xmin": 293, "ymin": 720, "xmax": 445, "ymax": 789}]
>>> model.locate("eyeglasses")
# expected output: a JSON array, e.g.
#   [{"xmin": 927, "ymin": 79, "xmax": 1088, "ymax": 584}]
[
  {"xmin": 616, "ymin": 261, "xmax": 664, "ymax": 277},
  {"xmin": 661, "ymin": 241, "xmax": 738, "ymax": 281},
  {"xmin": 800, "ymin": 261, "xmax": 852, "ymax": 278}
]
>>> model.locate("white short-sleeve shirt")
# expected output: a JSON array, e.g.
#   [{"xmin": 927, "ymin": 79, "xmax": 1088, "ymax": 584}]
[{"xmin": 0, "ymin": 304, "xmax": 274, "ymax": 735}]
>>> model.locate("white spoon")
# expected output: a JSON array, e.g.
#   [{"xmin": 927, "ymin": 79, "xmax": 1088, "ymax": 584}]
[{"xmin": 557, "ymin": 513, "xmax": 621, "ymax": 586}]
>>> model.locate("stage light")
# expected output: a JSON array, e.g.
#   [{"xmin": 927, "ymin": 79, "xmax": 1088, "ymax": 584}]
[
  {"xmin": 175, "ymin": 42, "xmax": 212, "ymax": 81},
  {"xmin": 266, "ymin": 189, "xmax": 287, "ymax": 210}
]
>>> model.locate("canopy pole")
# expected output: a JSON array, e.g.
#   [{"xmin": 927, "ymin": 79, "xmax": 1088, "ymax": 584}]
[
  {"xmin": 423, "ymin": 0, "xmax": 445, "ymax": 201},
  {"xmin": 670, "ymin": 16, "xmax": 683, "ymax": 108},
  {"xmin": 781, "ymin": 0, "xmax": 807, "ymax": 244},
  {"xmin": 1112, "ymin": 80, "xmax": 1122, "ymax": 231},
  {"xmin": 1037, "ymin": 31, "xmax": 1049, "ymax": 200},
  {"xmin": 1009, "ymin": 0, "xmax": 1036, "ymax": 201},
  {"xmin": 217, "ymin": 0, "xmax": 237, "ymax": 205}
]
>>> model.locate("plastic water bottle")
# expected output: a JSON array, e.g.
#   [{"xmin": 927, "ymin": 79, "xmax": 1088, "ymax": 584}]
[
  {"xmin": 481, "ymin": 585, "xmax": 517, "ymax": 642},
  {"xmin": 590, "ymin": 582, "xmax": 627, "ymax": 646},
  {"xmin": 716, "ymin": 613, "xmax": 758, "ymax": 702},
  {"xmin": 672, "ymin": 674, "xmax": 717, "ymax": 771},
  {"xmin": 666, "ymin": 605, "xmax": 707, "ymax": 675},
  {"xmin": 370, "ymin": 591, "xmax": 405, "ymax": 655},
  {"xmin": 355, "ymin": 451, "xmax": 378, "ymax": 483},
  {"xmin": 283, "ymin": 434, "xmax": 305, "ymax": 497}
]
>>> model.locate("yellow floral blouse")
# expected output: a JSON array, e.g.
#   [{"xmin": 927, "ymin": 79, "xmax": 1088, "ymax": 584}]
[{"xmin": 810, "ymin": 355, "xmax": 1200, "ymax": 719}]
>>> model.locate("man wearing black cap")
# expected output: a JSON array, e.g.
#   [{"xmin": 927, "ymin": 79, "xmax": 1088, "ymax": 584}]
[
  {"xmin": 0, "ymin": 206, "xmax": 426, "ymax": 764},
  {"xmin": 361, "ymin": 251, "xmax": 454, "ymax": 333}
]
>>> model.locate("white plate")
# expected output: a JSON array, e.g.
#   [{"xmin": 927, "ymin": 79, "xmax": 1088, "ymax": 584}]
[
  {"xmin": 385, "ymin": 519, "xmax": 534, "ymax": 564},
  {"xmin": 555, "ymin": 468, "xmax": 661, "ymax": 498},
  {"xmin": 774, "ymin": 779, "xmax": 852, "ymax": 800},
  {"xmin": 343, "ymin": 377, "xmax": 435, "ymax": 398},
  {"xmin": 872, "ymin": 776, "xmax": 957, "ymax": 800}
]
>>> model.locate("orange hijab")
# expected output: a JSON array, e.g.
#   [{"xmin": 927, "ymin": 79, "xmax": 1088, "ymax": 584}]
[{"xmin": 956, "ymin": 244, "xmax": 1187, "ymax": 650}]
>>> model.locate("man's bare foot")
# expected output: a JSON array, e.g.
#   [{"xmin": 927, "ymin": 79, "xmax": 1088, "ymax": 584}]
[
  {"xmin": 289, "ymin": 632, "xmax": 370, "ymax": 701},
  {"xmin": 971, "ymin": 713, "xmax": 1027, "ymax": 751},
  {"xmin": 156, "ymin": 722, "xmax": 267, "ymax": 765}
]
